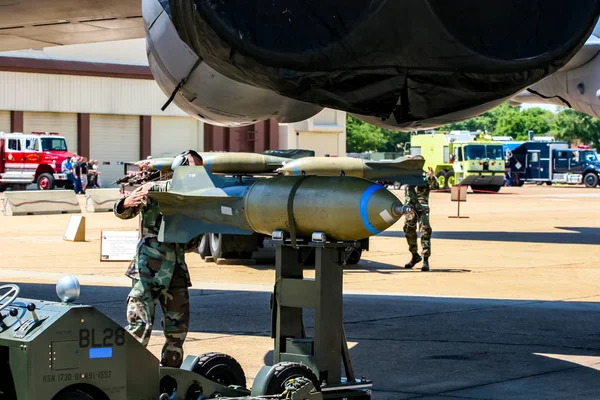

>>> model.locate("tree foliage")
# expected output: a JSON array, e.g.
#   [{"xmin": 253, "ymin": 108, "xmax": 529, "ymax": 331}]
[
  {"xmin": 347, "ymin": 104, "xmax": 600, "ymax": 152},
  {"xmin": 346, "ymin": 115, "xmax": 410, "ymax": 153},
  {"xmin": 549, "ymin": 109, "xmax": 600, "ymax": 150}
]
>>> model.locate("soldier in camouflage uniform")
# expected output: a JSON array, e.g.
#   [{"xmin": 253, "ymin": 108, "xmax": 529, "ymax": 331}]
[
  {"xmin": 114, "ymin": 150, "xmax": 204, "ymax": 367},
  {"xmin": 403, "ymin": 166, "xmax": 439, "ymax": 271}
]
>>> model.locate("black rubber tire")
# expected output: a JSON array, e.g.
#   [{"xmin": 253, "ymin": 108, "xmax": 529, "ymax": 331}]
[
  {"xmin": 346, "ymin": 248, "xmax": 362, "ymax": 265},
  {"xmin": 209, "ymin": 233, "xmax": 224, "ymax": 259},
  {"xmin": 0, "ymin": 185, "xmax": 6, "ymax": 193},
  {"xmin": 37, "ymin": 173, "xmax": 55, "ymax": 190},
  {"xmin": 546, "ymin": 181, "xmax": 553, "ymax": 186},
  {"xmin": 444, "ymin": 170, "xmax": 456, "ymax": 188},
  {"xmin": 209, "ymin": 233, "xmax": 237, "ymax": 259},
  {"xmin": 198, "ymin": 234, "xmax": 211, "ymax": 259},
  {"xmin": 264, "ymin": 362, "xmax": 321, "ymax": 395},
  {"xmin": 517, "ymin": 179, "xmax": 525, "ymax": 187},
  {"xmin": 53, "ymin": 388, "xmax": 96, "ymax": 400},
  {"xmin": 192, "ymin": 352, "xmax": 247, "ymax": 388},
  {"xmin": 584, "ymin": 173, "xmax": 598, "ymax": 188},
  {"xmin": 436, "ymin": 170, "xmax": 449, "ymax": 189}
]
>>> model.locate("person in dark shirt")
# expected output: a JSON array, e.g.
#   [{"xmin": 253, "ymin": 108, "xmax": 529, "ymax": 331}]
[
  {"xmin": 71, "ymin": 155, "xmax": 83, "ymax": 194},
  {"xmin": 80, "ymin": 158, "xmax": 89, "ymax": 193}
]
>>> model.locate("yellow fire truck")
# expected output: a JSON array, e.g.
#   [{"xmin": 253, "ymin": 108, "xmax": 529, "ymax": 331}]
[{"xmin": 410, "ymin": 132, "xmax": 506, "ymax": 192}]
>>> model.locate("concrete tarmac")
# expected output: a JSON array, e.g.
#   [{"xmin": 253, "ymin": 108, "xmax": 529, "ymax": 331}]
[{"xmin": 1, "ymin": 185, "xmax": 600, "ymax": 399}]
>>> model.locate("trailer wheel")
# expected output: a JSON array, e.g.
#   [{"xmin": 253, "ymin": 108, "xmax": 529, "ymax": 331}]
[
  {"xmin": 53, "ymin": 385, "xmax": 108, "ymax": 400},
  {"xmin": 197, "ymin": 234, "xmax": 211, "ymax": 259},
  {"xmin": 37, "ymin": 173, "xmax": 55, "ymax": 190},
  {"xmin": 191, "ymin": 352, "xmax": 247, "ymax": 388},
  {"xmin": 0, "ymin": 185, "xmax": 6, "ymax": 192},
  {"xmin": 264, "ymin": 362, "xmax": 321, "ymax": 395},
  {"xmin": 209, "ymin": 233, "xmax": 234, "ymax": 259},
  {"xmin": 345, "ymin": 248, "xmax": 362, "ymax": 265}
]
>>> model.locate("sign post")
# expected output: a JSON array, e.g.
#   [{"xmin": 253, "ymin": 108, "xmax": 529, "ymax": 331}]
[
  {"xmin": 100, "ymin": 230, "xmax": 139, "ymax": 261},
  {"xmin": 449, "ymin": 185, "xmax": 469, "ymax": 219}
]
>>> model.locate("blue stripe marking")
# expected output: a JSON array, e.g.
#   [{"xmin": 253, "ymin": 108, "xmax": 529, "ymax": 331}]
[
  {"xmin": 89, "ymin": 347, "xmax": 113, "ymax": 359},
  {"xmin": 293, "ymin": 163, "xmax": 298, "ymax": 176},
  {"xmin": 206, "ymin": 159, "xmax": 211, "ymax": 172},
  {"xmin": 360, "ymin": 184, "xmax": 385, "ymax": 235}
]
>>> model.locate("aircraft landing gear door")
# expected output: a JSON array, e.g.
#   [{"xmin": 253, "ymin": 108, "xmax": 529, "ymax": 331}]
[{"xmin": 527, "ymin": 150, "xmax": 541, "ymax": 179}]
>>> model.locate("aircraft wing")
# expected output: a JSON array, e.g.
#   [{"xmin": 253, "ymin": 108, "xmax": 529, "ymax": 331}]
[{"xmin": 0, "ymin": 0, "xmax": 143, "ymax": 52}]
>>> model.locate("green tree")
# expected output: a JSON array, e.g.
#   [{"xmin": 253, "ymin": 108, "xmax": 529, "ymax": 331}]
[
  {"xmin": 346, "ymin": 115, "xmax": 386, "ymax": 152},
  {"xmin": 438, "ymin": 102, "xmax": 554, "ymax": 140},
  {"xmin": 495, "ymin": 107, "xmax": 553, "ymax": 140},
  {"xmin": 380, "ymin": 128, "xmax": 411, "ymax": 152},
  {"xmin": 346, "ymin": 115, "xmax": 411, "ymax": 153},
  {"xmin": 550, "ymin": 109, "xmax": 600, "ymax": 149}
]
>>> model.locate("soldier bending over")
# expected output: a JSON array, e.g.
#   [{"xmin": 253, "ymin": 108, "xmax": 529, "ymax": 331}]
[
  {"xmin": 114, "ymin": 150, "xmax": 204, "ymax": 367},
  {"xmin": 403, "ymin": 166, "xmax": 439, "ymax": 272}
]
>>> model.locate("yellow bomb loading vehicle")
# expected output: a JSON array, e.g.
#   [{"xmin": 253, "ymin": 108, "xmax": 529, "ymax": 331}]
[{"xmin": 410, "ymin": 132, "xmax": 506, "ymax": 192}]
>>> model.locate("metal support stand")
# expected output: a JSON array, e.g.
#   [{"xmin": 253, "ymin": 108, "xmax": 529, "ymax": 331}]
[{"xmin": 266, "ymin": 238, "xmax": 372, "ymax": 399}]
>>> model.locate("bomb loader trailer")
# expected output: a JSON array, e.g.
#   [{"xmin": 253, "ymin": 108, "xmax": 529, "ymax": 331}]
[
  {"xmin": 144, "ymin": 167, "xmax": 415, "ymax": 399},
  {"xmin": 410, "ymin": 132, "xmax": 506, "ymax": 192},
  {"xmin": 0, "ymin": 281, "xmax": 322, "ymax": 400},
  {"xmin": 1, "ymin": 166, "xmax": 404, "ymax": 399}
]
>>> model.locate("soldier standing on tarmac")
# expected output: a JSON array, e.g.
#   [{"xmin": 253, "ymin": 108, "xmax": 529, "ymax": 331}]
[
  {"xmin": 403, "ymin": 166, "xmax": 439, "ymax": 272},
  {"xmin": 114, "ymin": 149, "xmax": 204, "ymax": 367}
]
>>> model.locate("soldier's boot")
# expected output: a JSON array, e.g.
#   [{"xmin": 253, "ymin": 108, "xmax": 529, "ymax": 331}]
[
  {"xmin": 405, "ymin": 253, "xmax": 422, "ymax": 269},
  {"xmin": 421, "ymin": 257, "xmax": 430, "ymax": 272}
]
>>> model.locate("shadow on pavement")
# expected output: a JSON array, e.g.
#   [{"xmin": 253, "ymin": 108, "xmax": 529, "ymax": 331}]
[
  {"xmin": 380, "ymin": 227, "xmax": 600, "ymax": 246},
  {"xmin": 1, "ymin": 281, "xmax": 600, "ymax": 399}
]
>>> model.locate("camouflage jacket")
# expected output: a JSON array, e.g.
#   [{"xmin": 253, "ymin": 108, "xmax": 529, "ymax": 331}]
[
  {"xmin": 114, "ymin": 196, "xmax": 201, "ymax": 289},
  {"xmin": 404, "ymin": 174, "xmax": 439, "ymax": 210}
]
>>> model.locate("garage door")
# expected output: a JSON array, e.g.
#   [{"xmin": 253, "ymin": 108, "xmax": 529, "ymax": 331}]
[
  {"xmin": 0, "ymin": 110, "xmax": 10, "ymax": 132},
  {"xmin": 90, "ymin": 114, "xmax": 140, "ymax": 188},
  {"xmin": 23, "ymin": 112, "xmax": 78, "ymax": 153},
  {"xmin": 297, "ymin": 131, "xmax": 341, "ymax": 157},
  {"xmin": 151, "ymin": 116, "xmax": 200, "ymax": 157}
]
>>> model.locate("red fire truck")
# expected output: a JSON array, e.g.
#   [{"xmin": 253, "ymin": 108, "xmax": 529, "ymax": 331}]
[{"xmin": 0, "ymin": 131, "xmax": 76, "ymax": 191}]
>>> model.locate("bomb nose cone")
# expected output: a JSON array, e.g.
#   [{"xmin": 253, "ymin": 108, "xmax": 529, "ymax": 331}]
[
  {"xmin": 276, "ymin": 161, "xmax": 298, "ymax": 175},
  {"xmin": 392, "ymin": 202, "xmax": 404, "ymax": 217},
  {"xmin": 360, "ymin": 185, "xmax": 403, "ymax": 235}
]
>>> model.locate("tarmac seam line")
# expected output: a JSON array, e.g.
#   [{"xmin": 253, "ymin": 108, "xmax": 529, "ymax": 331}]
[{"xmin": 417, "ymin": 364, "xmax": 585, "ymax": 398}]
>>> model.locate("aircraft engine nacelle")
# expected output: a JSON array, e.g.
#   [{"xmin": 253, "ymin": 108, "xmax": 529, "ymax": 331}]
[
  {"xmin": 509, "ymin": 22, "xmax": 600, "ymax": 119},
  {"xmin": 142, "ymin": 0, "xmax": 324, "ymax": 127},
  {"xmin": 143, "ymin": 0, "xmax": 600, "ymax": 130}
]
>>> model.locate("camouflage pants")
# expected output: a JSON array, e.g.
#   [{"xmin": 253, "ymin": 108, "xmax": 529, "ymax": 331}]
[
  {"xmin": 403, "ymin": 207, "xmax": 432, "ymax": 258},
  {"xmin": 126, "ymin": 267, "xmax": 190, "ymax": 367}
]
